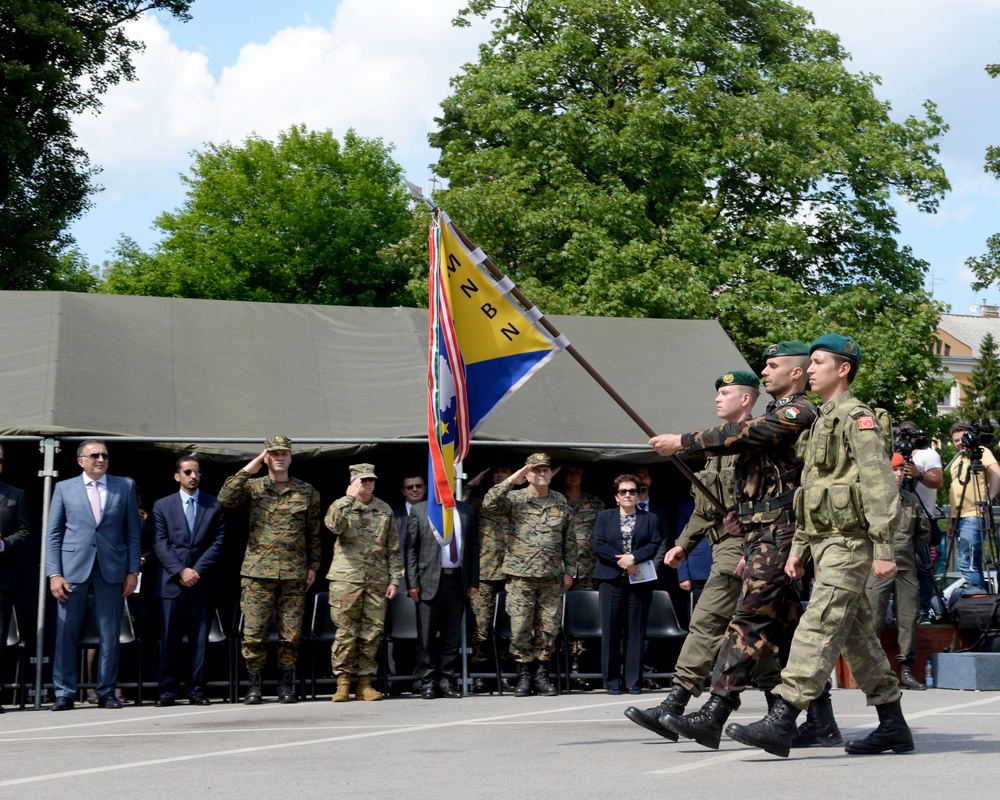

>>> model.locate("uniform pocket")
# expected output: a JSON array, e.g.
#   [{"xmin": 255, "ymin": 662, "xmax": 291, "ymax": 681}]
[{"xmin": 828, "ymin": 484, "xmax": 861, "ymax": 532}]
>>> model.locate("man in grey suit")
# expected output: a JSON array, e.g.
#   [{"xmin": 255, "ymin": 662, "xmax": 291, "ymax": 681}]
[
  {"xmin": 0, "ymin": 443, "xmax": 31, "ymax": 713},
  {"xmin": 405, "ymin": 500, "xmax": 479, "ymax": 698},
  {"xmin": 46, "ymin": 440, "xmax": 142, "ymax": 710},
  {"xmin": 152, "ymin": 455, "xmax": 226, "ymax": 706}
]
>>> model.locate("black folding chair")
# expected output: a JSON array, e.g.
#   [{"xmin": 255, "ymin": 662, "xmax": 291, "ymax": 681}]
[
  {"xmin": 559, "ymin": 590, "xmax": 602, "ymax": 693},
  {"xmin": 379, "ymin": 592, "xmax": 418, "ymax": 694},
  {"xmin": 309, "ymin": 592, "xmax": 337, "ymax": 699},
  {"xmin": 77, "ymin": 594, "xmax": 143, "ymax": 705},
  {"xmin": 644, "ymin": 590, "xmax": 688, "ymax": 682},
  {"xmin": 5, "ymin": 607, "xmax": 26, "ymax": 710}
]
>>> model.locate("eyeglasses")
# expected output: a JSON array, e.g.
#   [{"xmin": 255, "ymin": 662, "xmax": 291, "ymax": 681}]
[
  {"xmin": 182, "ymin": 469, "xmax": 201, "ymax": 476},
  {"xmin": 404, "ymin": 484, "xmax": 425, "ymax": 490},
  {"xmin": 81, "ymin": 453, "xmax": 109, "ymax": 461},
  {"xmin": 617, "ymin": 488, "xmax": 639, "ymax": 496}
]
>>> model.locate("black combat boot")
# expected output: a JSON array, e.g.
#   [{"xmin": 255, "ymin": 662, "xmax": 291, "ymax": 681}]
[
  {"xmin": 244, "ymin": 669, "xmax": 263, "ymax": 705},
  {"xmin": 514, "ymin": 662, "xmax": 534, "ymax": 697},
  {"xmin": 763, "ymin": 690, "xmax": 777, "ymax": 712},
  {"xmin": 660, "ymin": 693, "xmax": 740, "ymax": 750},
  {"xmin": 792, "ymin": 682, "xmax": 842, "ymax": 748},
  {"xmin": 534, "ymin": 661, "xmax": 558, "ymax": 696},
  {"xmin": 843, "ymin": 699, "xmax": 914, "ymax": 755},
  {"xmin": 899, "ymin": 662, "xmax": 926, "ymax": 691},
  {"xmin": 725, "ymin": 697, "xmax": 801, "ymax": 758},
  {"xmin": 277, "ymin": 668, "xmax": 298, "ymax": 704},
  {"xmin": 623, "ymin": 684, "xmax": 692, "ymax": 741},
  {"xmin": 570, "ymin": 657, "xmax": 592, "ymax": 691}
]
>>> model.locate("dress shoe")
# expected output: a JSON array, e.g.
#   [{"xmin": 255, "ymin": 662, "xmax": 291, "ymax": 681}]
[
  {"xmin": 439, "ymin": 683, "xmax": 462, "ymax": 699},
  {"xmin": 51, "ymin": 697, "xmax": 75, "ymax": 711},
  {"xmin": 155, "ymin": 697, "xmax": 177, "ymax": 707},
  {"xmin": 627, "ymin": 687, "xmax": 642, "ymax": 695},
  {"xmin": 606, "ymin": 687, "xmax": 622, "ymax": 695},
  {"xmin": 421, "ymin": 685, "xmax": 437, "ymax": 700},
  {"xmin": 471, "ymin": 677, "xmax": 490, "ymax": 694},
  {"xmin": 97, "ymin": 694, "xmax": 123, "ymax": 709},
  {"xmin": 188, "ymin": 695, "xmax": 212, "ymax": 706}
]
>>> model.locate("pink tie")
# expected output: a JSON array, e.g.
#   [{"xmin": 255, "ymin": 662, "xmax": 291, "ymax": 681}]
[{"xmin": 89, "ymin": 480, "xmax": 102, "ymax": 525}]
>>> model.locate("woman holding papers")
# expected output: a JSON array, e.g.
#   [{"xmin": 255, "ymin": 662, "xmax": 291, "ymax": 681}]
[{"xmin": 593, "ymin": 475, "xmax": 661, "ymax": 695}]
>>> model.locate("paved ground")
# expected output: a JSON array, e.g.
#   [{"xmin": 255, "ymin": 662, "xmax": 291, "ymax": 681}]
[{"xmin": 0, "ymin": 686, "xmax": 996, "ymax": 799}]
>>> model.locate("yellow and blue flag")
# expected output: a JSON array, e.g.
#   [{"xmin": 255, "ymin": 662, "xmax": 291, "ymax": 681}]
[{"xmin": 427, "ymin": 210, "xmax": 566, "ymax": 546}]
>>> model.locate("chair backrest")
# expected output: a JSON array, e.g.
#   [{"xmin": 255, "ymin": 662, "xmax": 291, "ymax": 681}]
[
  {"xmin": 562, "ymin": 589, "xmax": 602, "ymax": 639},
  {"xmin": 311, "ymin": 592, "xmax": 337, "ymax": 642},
  {"xmin": 179, "ymin": 608, "xmax": 227, "ymax": 645},
  {"xmin": 78, "ymin": 595, "xmax": 138, "ymax": 646},
  {"xmin": 646, "ymin": 590, "xmax": 686, "ymax": 637},
  {"xmin": 384, "ymin": 592, "xmax": 417, "ymax": 641},
  {"xmin": 493, "ymin": 591, "xmax": 511, "ymax": 639},
  {"xmin": 6, "ymin": 607, "xmax": 20, "ymax": 647}
]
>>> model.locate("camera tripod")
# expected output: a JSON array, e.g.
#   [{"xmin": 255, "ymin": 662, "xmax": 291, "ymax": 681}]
[{"xmin": 948, "ymin": 450, "xmax": 999, "ymax": 595}]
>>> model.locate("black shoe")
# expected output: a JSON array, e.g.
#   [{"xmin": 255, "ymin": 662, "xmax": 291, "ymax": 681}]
[
  {"xmin": 244, "ymin": 669, "xmax": 263, "ymax": 705},
  {"xmin": 534, "ymin": 662, "xmax": 558, "ymax": 697},
  {"xmin": 623, "ymin": 684, "xmax": 691, "ymax": 742},
  {"xmin": 188, "ymin": 695, "xmax": 212, "ymax": 706},
  {"xmin": 421, "ymin": 685, "xmax": 437, "ymax": 700},
  {"xmin": 276, "ymin": 668, "xmax": 299, "ymax": 704},
  {"xmin": 792, "ymin": 683, "xmax": 842, "ymax": 748},
  {"xmin": 514, "ymin": 663, "xmax": 533, "ymax": 697},
  {"xmin": 471, "ymin": 678, "xmax": 490, "ymax": 694},
  {"xmin": 900, "ymin": 664, "xmax": 926, "ymax": 691},
  {"xmin": 155, "ymin": 697, "xmax": 177, "ymax": 707},
  {"xmin": 439, "ymin": 683, "xmax": 462, "ymax": 699},
  {"xmin": 660, "ymin": 694, "xmax": 739, "ymax": 750},
  {"xmin": 97, "ymin": 693, "xmax": 123, "ymax": 709},
  {"xmin": 51, "ymin": 697, "xmax": 75, "ymax": 711},
  {"xmin": 607, "ymin": 687, "xmax": 622, "ymax": 695},
  {"xmin": 843, "ymin": 699, "xmax": 914, "ymax": 755},
  {"xmin": 725, "ymin": 697, "xmax": 801, "ymax": 758}
]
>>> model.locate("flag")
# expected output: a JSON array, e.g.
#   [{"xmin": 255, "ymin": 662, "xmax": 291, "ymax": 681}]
[{"xmin": 427, "ymin": 210, "xmax": 566, "ymax": 545}]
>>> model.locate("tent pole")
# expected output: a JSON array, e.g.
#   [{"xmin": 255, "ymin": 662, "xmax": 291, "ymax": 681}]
[{"xmin": 34, "ymin": 437, "xmax": 59, "ymax": 708}]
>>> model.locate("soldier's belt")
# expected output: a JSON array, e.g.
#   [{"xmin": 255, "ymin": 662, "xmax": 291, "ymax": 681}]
[
  {"xmin": 737, "ymin": 489, "xmax": 796, "ymax": 518},
  {"xmin": 707, "ymin": 527, "xmax": 742, "ymax": 546}
]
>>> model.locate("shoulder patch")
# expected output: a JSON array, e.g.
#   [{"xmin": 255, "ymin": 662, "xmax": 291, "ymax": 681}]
[
  {"xmin": 857, "ymin": 416, "xmax": 876, "ymax": 430},
  {"xmin": 783, "ymin": 407, "xmax": 800, "ymax": 419}
]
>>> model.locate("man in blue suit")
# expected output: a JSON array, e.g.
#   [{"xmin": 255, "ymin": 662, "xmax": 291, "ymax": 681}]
[
  {"xmin": 152, "ymin": 455, "xmax": 226, "ymax": 706},
  {"xmin": 47, "ymin": 440, "xmax": 142, "ymax": 710}
]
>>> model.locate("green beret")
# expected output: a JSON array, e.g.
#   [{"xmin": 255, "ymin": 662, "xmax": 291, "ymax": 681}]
[
  {"xmin": 762, "ymin": 341, "xmax": 809, "ymax": 359},
  {"xmin": 715, "ymin": 370, "xmax": 761, "ymax": 390},
  {"xmin": 809, "ymin": 333, "xmax": 862, "ymax": 364}
]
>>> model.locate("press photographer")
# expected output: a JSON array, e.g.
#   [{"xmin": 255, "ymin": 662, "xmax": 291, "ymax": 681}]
[{"xmin": 947, "ymin": 421, "xmax": 1000, "ymax": 591}]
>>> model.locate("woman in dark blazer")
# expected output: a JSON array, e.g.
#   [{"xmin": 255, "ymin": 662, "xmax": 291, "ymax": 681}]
[{"xmin": 593, "ymin": 474, "xmax": 661, "ymax": 694}]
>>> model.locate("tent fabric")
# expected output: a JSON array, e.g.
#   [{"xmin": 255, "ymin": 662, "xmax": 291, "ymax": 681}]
[{"xmin": 0, "ymin": 291, "xmax": 753, "ymax": 458}]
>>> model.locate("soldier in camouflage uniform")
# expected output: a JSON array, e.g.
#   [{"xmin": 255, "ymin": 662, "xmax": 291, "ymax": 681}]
[
  {"xmin": 483, "ymin": 453, "xmax": 575, "ymax": 697},
  {"xmin": 726, "ymin": 334, "xmax": 914, "ymax": 758},
  {"xmin": 562, "ymin": 464, "xmax": 605, "ymax": 689},
  {"xmin": 219, "ymin": 435, "xmax": 321, "ymax": 705},
  {"xmin": 463, "ymin": 463, "xmax": 513, "ymax": 691},
  {"xmin": 651, "ymin": 347, "xmax": 818, "ymax": 749},
  {"xmin": 324, "ymin": 463, "xmax": 404, "ymax": 702},
  {"xmin": 626, "ymin": 369, "xmax": 780, "ymax": 738}
]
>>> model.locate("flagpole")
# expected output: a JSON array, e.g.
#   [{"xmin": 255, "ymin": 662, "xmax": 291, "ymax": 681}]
[{"xmin": 407, "ymin": 180, "xmax": 727, "ymax": 516}]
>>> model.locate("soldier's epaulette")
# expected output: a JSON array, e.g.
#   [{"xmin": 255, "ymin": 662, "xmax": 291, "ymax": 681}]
[{"xmin": 774, "ymin": 397, "xmax": 791, "ymax": 407}]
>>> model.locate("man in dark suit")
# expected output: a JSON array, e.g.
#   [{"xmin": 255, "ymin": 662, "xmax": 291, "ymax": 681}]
[
  {"xmin": 0, "ymin": 443, "xmax": 31, "ymax": 713},
  {"xmin": 151, "ymin": 455, "xmax": 226, "ymax": 706},
  {"xmin": 46, "ymin": 440, "xmax": 142, "ymax": 710},
  {"xmin": 405, "ymin": 499, "xmax": 479, "ymax": 698}
]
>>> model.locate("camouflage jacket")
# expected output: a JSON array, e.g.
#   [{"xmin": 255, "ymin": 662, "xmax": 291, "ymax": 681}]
[
  {"xmin": 676, "ymin": 454, "xmax": 736, "ymax": 554},
  {"xmin": 463, "ymin": 487, "xmax": 509, "ymax": 581},
  {"xmin": 482, "ymin": 479, "xmax": 575, "ymax": 579},
  {"xmin": 218, "ymin": 470, "xmax": 321, "ymax": 580},
  {"xmin": 324, "ymin": 494, "xmax": 404, "ymax": 587},
  {"xmin": 680, "ymin": 391, "xmax": 818, "ymax": 526},
  {"xmin": 566, "ymin": 493, "xmax": 605, "ymax": 581},
  {"xmin": 893, "ymin": 488, "xmax": 932, "ymax": 572},
  {"xmin": 792, "ymin": 390, "xmax": 901, "ymax": 562}
]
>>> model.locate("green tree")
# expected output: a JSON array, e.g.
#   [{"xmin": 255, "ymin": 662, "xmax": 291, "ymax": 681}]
[
  {"xmin": 967, "ymin": 61, "xmax": 1000, "ymax": 292},
  {"xmin": 100, "ymin": 126, "xmax": 414, "ymax": 306},
  {"xmin": 0, "ymin": 1, "xmax": 193, "ymax": 289},
  {"xmin": 960, "ymin": 332, "xmax": 1000, "ymax": 425},
  {"xmin": 427, "ymin": 0, "xmax": 950, "ymax": 413}
]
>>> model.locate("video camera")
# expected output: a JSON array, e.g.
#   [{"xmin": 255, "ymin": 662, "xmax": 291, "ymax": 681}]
[
  {"xmin": 894, "ymin": 426, "xmax": 929, "ymax": 461},
  {"xmin": 961, "ymin": 422, "xmax": 995, "ymax": 459}
]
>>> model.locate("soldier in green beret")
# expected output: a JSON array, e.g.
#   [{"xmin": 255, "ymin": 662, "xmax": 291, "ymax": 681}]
[
  {"xmin": 727, "ymin": 334, "xmax": 914, "ymax": 757},
  {"xmin": 648, "ymin": 345, "xmax": 817, "ymax": 749},
  {"xmin": 219, "ymin": 435, "xmax": 322, "ymax": 705}
]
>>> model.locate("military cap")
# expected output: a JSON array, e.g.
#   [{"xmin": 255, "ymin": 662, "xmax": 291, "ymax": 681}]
[
  {"xmin": 525, "ymin": 452, "xmax": 552, "ymax": 467},
  {"xmin": 891, "ymin": 453, "xmax": 905, "ymax": 468},
  {"xmin": 762, "ymin": 341, "xmax": 809, "ymax": 359},
  {"xmin": 810, "ymin": 333, "xmax": 862, "ymax": 364},
  {"xmin": 715, "ymin": 370, "xmax": 761, "ymax": 391},
  {"xmin": 265, "ymin": 434, "xmax": 292, "ymax": 451},
  {"xmin": 349, "ymin": 463, "xmax": 378, "ymax": 481}
]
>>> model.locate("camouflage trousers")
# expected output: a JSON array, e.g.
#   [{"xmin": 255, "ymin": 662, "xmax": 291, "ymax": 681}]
[
  {"xmin": 506, "ymin": 575, "xmax": 562, "ymax": 663},
  {"xmin": 329, "ymin": 580, "xmax": 388, "ymax": 677},
  {"xmin": 672, "ymin": 534, "xmax": 781, "ymax": 697},
  {"xmin": 470, "ymin": 579, "xmax": 505, "ymax": 647},
  {"xmin": 711, "ymin": 520, "xmax": 801, "ymax": 701},
  {"xmin": 867, "ymin": 565, "xmax": 919, "ymax": 664},
  {"xmin": 774, "ymin": 534, "xmax": 901, "ymax": 709},
  {"xmin": 240, "ymin": 576, "xmax": 307, "ymax": 671}
]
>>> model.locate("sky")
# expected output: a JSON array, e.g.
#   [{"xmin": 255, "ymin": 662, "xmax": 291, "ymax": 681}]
[{"xmin": 69, "ymin": 0, "xmax": 1000, "ymax": 315}]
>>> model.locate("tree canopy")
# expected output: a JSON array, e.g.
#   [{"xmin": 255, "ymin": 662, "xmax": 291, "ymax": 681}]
[
  {"xmin": 424, "ymin": 0, "xmax": 951, "ymax": 417},
  {"xmin": 967, "ymin": 60, "xmax": 1000, "ymax": 294},
  {"xmin": 99, "ymin": 125, "xmax": 415, "ymax": 306},
  {"xmin": 960, "ymin": 332, "xmax": 1000, "ymax": 425},
  {"xmin": 0, "ymin": 0, "xmax": 192, "ymax": 289}
]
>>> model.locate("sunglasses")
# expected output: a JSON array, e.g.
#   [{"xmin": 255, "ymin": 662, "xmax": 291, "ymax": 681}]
[
  {"xmin": 81, "ymin": 453, "xmax": 109, "ymax": 461},
  {"xmin": 182, "ymin": 469, "xmax": 201, "ymax": 476},
  {"xmin": 618, "ymin": 488, "xmax": 639, "ymax": 496},
  {"xmin": 404, "ymin": 484, "xmax": 425, "ymax": 490}
]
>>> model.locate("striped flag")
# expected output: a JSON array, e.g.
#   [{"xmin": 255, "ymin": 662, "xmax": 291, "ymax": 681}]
[{"xmin": 427, "ymin": 210, "xmax": 566, "ymax": 546}]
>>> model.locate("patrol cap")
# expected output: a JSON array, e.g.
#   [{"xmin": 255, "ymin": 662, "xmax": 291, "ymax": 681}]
[
  {"xmin": 715, "ymin": 371, "xmax": 761, "ymax": 391},
  {"xmin": 762, "ymin": 341, "xmax": 809, "ymax": 359},
  {"xmin": 349, "ymin": 463, "xmax": 378, "ymax": 481},
  {"xmin": 265, "ymin": 434, "xmax": 292, "ymax": 451},
  {"xmin": 810, "ymin": 333, "xmax": 862, "ymax": 365},
  {"xmin": 891, "ymin": 453, "xmax": 905, "ymax": 468},
  {"xmin": 525, "ymin": 452, "xmax": 551, "ymax": 468}
]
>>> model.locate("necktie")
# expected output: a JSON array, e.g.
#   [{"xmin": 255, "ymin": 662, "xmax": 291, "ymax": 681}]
[
  {"xmin": 639, "ymin": 501, "xmax": 648, "ymax": 512},
  {"xmin": 185, "ymin": 496, "xmax": 197, "ymax": 533},
  {"xmin": 449, "ymin": 531, "xmax": 459, "ymax": 562},
  {"xmin": 89, "ymin": 480, "xmax": 102, "ymax": 524}
]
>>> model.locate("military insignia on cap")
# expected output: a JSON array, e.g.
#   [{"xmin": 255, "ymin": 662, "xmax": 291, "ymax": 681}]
[
  {"xmin": 857, "ymin": 416, "xmax": 875, "ymax": 430},
  {"xmin": 722, "ymin": 373, "xmax": 735, "ymax": 384},
  {"xmin": 845, "ymin": 340, "xmax": 858, "ymax": 355},
  {"xmin": 764, "ymin": 344, "xmax": 779, "ymax": 356},
  {"xmin": 784, "ymin": 408, "xmax": 800, "ymax": 419}
]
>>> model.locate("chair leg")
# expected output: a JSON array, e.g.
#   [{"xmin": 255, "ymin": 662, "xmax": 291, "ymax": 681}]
[{"xmin": 492, "ymin": 634, "xmax": 504, "ymax": 697}]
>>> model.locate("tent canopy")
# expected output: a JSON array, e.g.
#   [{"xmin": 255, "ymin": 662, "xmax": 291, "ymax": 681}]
[{"xmin": 0, "ymin": 292, "xmax": 754, "ymax": 459}]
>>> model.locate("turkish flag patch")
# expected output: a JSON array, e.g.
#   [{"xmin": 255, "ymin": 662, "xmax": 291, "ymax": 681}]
[{"xmin": 857, "ymin": 416, "xmax": 876, "ymax": 430}]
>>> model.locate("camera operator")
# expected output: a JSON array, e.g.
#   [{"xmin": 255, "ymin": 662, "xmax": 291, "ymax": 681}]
[
  {"xmin": 948, "ymin": 421, "xmax": 1000, "ymax": 590},
  {"xmin": 895, "ymin": 421, "xmax": 944, "ymax": 623}
]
